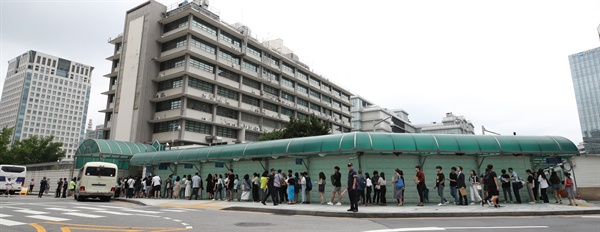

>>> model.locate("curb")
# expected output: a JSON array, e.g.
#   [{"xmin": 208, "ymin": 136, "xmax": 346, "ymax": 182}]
[
  {"xmin": 222, "ymin": 206, "xmax": 600, "ymax": 218},
  {"xmin": 112, "ymin": 198, "xmax": 147, "ymax": 206}
]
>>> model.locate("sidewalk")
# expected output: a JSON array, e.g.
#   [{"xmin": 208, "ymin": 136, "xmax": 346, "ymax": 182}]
[{"xmin": 114, "ymin": 198, "xmax": 600, "ymax": 218}]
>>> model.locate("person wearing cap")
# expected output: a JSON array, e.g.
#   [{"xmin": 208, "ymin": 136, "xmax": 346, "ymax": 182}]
[
  {"xmin": 261, "ymin": 168, "xmax": 279, "ymax": 206},
  {"xmin": 347, "ymin": 162, "xmax": 358, "ymax": 212}
]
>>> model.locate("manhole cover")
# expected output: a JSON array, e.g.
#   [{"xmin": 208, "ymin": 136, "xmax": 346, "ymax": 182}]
[{"xmin": 235, "ymin": 222, "xmax": 272, "ymax": 227}]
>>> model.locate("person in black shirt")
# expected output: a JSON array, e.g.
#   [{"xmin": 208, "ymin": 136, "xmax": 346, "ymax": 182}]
[
  {"xmin": 525, "ymin": 170, "xmax": 536, "ymax": 204},
  {"xmin": 372, "ymin": 171, "xmax": 380, "ymax": 205},
  {"xmin": 484, "ymin": 164, "xmax": 500, "ymax": 207},
  {"xmin": 327, "ymin": 166, "xmax": 342, "ymax": 205},
  {"xmin": 448, "ymin": 167, "xmax": 458, "ymax": 204},
  {"xmin": 38, "ymin": 177, "xmax": 47, "ymax": 198},
  {"xmin": 434, "ymin": 166, "xmax": 448, "ymax": 206},
  {"xmin": 500, "ymin": 169, "xmax": 513, "ymax": 203},
  {"xmin": 261, "ymin": 168, "xmax": 278, "ymax": 206},
  {"xmin": 346, "ymin": 163, "xmax": 358, "ymax": 213}
]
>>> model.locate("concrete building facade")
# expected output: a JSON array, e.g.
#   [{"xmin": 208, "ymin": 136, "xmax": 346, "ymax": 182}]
[
  {"xmin": 84, "ymin": 120, "xmax": 104, "ymax": 140},
  {"xmin": 101, "ymin": 0, "xmax": 353, "ymax": 146},
  {"xmin": 569, "ymin": 47, "xmax": 600, "ymax": 154},
  {"xmin": 0, "ymin": 50, "xmax": 93, "ymax": 160},
  {"xmin": 350, "ymin": 95, "xmax": 415, "ymax": 133},
  {"xmin": 414, "ymin": 112, "xmax": 475, "ymax": 134}
]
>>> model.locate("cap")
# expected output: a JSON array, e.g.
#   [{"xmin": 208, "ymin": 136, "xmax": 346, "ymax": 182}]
[{"xmin": 348, "ymin": 162, "xmax": 353, "ymax": 167}]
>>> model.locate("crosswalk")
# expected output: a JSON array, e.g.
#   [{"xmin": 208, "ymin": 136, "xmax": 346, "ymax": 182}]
[{"xmin": 0, "ymin": 203, "xmax": 199, "ymax": 227}]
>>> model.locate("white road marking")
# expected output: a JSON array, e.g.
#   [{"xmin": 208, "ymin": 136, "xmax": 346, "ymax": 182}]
[
  {"xmin": 581, "ymin": 216, "xmax": 600, "ymax": 218},
  {"xmin": 445, "ymin": 226, "xmax": 549, "ymax": 230},
  {"xmin": 173, "ymin": 219, "xmax": 182, "ymax": 222},
  {"xmin": 74, "ymin": 206, "xmax": 108, "ymax": 211},
  {"xmin": 185, "ymin": 226, "xmax": 193, "ymax": 229},
  {"xmin": 63, "ymin": 212, "xmax": 105, "ymax": 218},
  {"xmin": 27, "ymin": 215, "xmax": 71, "ymax": 222},
  {"xmin": 364, "ymin": 228, "xmax": 445, "ymax": 232},
  {"xmin": 182, "ymin": 223, "xmax": 190, "ymax": 226},
  {"xmin": 14, "ymin": 209, "xmax": 48, "ymax": 215},
  {"xmin": 45, "ymin": 208, "xmax": 80, "ymax": 212},
  {"xmin": 0, "ymin": 213, "xmax": 12, "ymax": 218},
  {"xmin": 0, "ymin": 218, "xmax": 26, "ymax": 226},
  {"xmin": 95, "ymin": 211, "xmax": 133, "ymax": 216},
  {"xmin": 122, "ymin": 209, "xmax": 161, "ymax": 214},
  {"xmin": 93, "ymin": 205, "xmax": 129, "ymax": 209},
  {"xmin": 135, "ymin": 214, "xmax": 161, "ymax": 218},
  {"xmin": 161, "ymin": 209, "xmax": 187, "ymax": 212}
]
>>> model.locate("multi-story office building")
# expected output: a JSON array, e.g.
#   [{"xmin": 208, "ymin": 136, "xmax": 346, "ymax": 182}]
[
  {"xmin": 84, "ymin": 120, "xmax": 104, "ymax": 140},
  {"xmin": 350, "ymin": 95, "xmax": 415, "ymax": 133},
  {"xmin": 413, "ymin": 112, "xmax": 475, "ymax": 134},
  {"xmin": 0, "ymin": 50, "xmax": 93, "ymax": 160},
  {"xmin": 101, "ymin": 0, "xmax": 353, "ymax": 146},
  {"xmin": 569, "ymin": 47, "xmax": 600, "ymax": 154}
]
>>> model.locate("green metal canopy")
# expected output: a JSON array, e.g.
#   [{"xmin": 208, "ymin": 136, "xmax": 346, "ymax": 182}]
[
  {"xmin": 75, "ymin": 139, "xmax": 157, "ymax": 169},
  {"xmin": 129, "ymin": 132, "xmax": 579, "ymax": 166}
]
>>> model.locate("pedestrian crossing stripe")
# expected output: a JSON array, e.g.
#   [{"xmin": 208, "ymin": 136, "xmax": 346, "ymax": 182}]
[
  {"xmin": 26, "ymin": 215, "xmax": 70, "ymax": 222},
  {"xmin": 15, "ymin": 209, "xmax": 47, "ymax": 215},
  {"xmin": 63, "ymin": 212, "xmax": 105, "ymax": 218},
  {"xmin": 94, "ymin": 211, "xmax": 133, "ymax": 216},
  {"xmin": 0, "ymin": 218, "xmax": 26, "ymax": 226}
]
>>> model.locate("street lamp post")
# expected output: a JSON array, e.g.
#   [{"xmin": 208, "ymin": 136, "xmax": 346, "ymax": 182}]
[
  {"xmin": 171, "ymin": 125, "xmax": 181, "ymax": 150},
  {"xmin": 372, "ymin": 116, "xmax": 393, "ymax": 132}
]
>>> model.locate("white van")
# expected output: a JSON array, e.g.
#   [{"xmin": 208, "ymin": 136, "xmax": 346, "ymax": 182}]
[
  {"xmin": 0, "ymin": 165, "xmax": 26, "ymax": 194},
  {"xmin": 75, "ymin": 162, "xmax": 118, "ymax": 202}
]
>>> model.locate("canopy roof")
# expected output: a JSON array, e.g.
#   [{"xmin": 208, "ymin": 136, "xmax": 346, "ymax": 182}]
[
  {"xmin": 130, "ymin": 133, "xmax": 579, "ymax": 166},
  {"xmin": 75, "ymin": 139, "xmax": 157, "ymax": 160}
]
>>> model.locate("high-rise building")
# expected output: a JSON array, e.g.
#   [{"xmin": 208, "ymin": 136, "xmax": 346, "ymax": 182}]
[
  {"xmin": 569, "ymin": 47, "xmax": 600, "ymax": 154},
  {"xmin": 413, "ymin": 112, "xmax": 475, "ymax": 134},
  {"xmin": 350, "ymin": 95, "xmax": 415, "ymax": 133},
  {"xmin": 0, "ymin": 50, "xmax": 93, "ymax": 160},
  {"xmin": 84, "ymin": 120, "xmax": 104, "ymax": 140},
  {"xmin": 101, "ymin": 0, "xmax": 353, "ymax": 146}
]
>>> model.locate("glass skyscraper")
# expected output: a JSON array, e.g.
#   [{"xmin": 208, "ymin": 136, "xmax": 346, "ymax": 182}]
[{"xmin": 569, "ymin": 47, "xmax": 600, "ymax": 154}]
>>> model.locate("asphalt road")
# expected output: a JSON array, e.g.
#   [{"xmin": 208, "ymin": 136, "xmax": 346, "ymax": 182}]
[{"xmin": 1, "ymin": 196, "xmax": 599, "ymax": 232}]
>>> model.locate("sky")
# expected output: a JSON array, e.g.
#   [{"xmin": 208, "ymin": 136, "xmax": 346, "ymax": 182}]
[{"xmin": 1, "ymin": 0, "xmax": 599, "ymax": 144}]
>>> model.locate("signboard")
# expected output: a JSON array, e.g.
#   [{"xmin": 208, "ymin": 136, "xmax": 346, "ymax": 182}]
[
  {"xmin": 215, "ymin": 162, "xmax": 224, "ymax": 168},
  {"xmin": 295, "ymin": 158, "xmax": 303, "ymax": 165},
  {"xmin": 546, "ymin": 157, "xmax": 562, "ymax": 164}
]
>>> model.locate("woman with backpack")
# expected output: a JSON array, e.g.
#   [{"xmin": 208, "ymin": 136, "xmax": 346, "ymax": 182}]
[
  {"xmin": 550, "ymin": 171, "xmax": 562, "ymax": 204},
  {"xmin": 537, "ymin": 169, "xmax": 550, "ymax": 203},
  {"xmin": 563, "ymin": 172, "xmax": 577, "ymax": 206},
  {"xmin": 172, "ymin": 176, "xmax": 181, "ymax": 199},
  {"xmin": 241, "ymin": 174, "xmax": 251, "ymax": 201},
  {"xmin": 393, "ymin": 169, "xmax": 404, "ymax": 206},
  {"xmin": 318, "ymin": 172, "xmax": 326, "ymax": 205}
]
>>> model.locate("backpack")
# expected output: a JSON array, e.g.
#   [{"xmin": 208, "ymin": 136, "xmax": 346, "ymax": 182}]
[
  {"xmin": 358, "ymin": 175, "xmax": 366, "ymax": 189},
  {"xmin": 306, "ymin": 177, "xmax": 312, "ymax": 190},
  {"xmin": 330, "ymin": 174, "xmax": 334, "ymax": 186},
  {"xmin": 372, "ymin": 175, "xmax": 380, "ymax": 186},
  {"xmin": 395, "ymin": 177, "xmax": 404, "ymax": 189}
]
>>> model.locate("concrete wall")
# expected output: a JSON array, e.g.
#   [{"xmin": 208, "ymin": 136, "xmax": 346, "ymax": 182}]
[{"xmin": 572, "ymin": 154, "xmax": 600, "ymax": 200}]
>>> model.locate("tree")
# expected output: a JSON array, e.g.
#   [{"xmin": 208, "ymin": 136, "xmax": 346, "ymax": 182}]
[
  {"xmin": 259, "ymin": 114, "xmax": 331, "ymax": 141},
  {"xmin": 0, "ymin": 127, "xmax": 14, "ymax": 164},
  {"xmin": 8, "ymin": 135, "xmax": 65, "ymax": 164}
]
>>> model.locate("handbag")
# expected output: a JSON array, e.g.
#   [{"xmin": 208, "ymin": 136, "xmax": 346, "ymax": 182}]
[
  {"xmin": 475, "ymin": 184, "xmax": 482, "ymax": 190},
  {"xmin": 459, "ymin": 187, "xmax": 467, "ymax": 196},
  {"xmin": 558, "ymin": 189, "xmax": 568, "ymax": 197},
  {"xmin": 414, "ymin": 176, "xmax": 419, "ymax": 185}
]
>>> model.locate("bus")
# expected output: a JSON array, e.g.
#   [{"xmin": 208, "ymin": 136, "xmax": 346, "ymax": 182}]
[
  {"xmin": 74, "ymin": 162, "xmax": 117, "ymax": 202},
  {"xmin": 0, "ymin": 165, "xmax": 26, "ymax": 194}
]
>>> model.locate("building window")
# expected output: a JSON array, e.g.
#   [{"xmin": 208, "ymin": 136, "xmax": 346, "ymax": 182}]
[
  {"xmin": 309, "ymin": 88, "xmax": 320, "ymax": 99},
  {"xmin": 332, "ymin": 100, "xmax": 341, "ymax": 108},
  {"xmin": 216, "ymin": 107, "xmax": 238, "ymax": 119},
  {"xmin": 281, "ymin": 77, "xmax": 294, "ymax": 88},
  {"xmin": 245, "ymin": 132, "xmax": 261, "ymax": 141},
  {"xmin": 262, "ymin": 69, "xmax": 279, "ymax": 81},
  {"xmin": 281, "ymin": 107, "xmax": 294, "ymax": 117},
  {"xmin": 332, "ymin": 88, "xmax": 340, "ymax": 97},
  {"xmin": 186, "ymin": 99, "xmax": 212, "ymax": 113},
  {"xmin": 156, "ymin": 98, "xmax": 182, "ymax": 112},
  {"xmin": 263, "ymin": 85, "xmax": 279, "ymax": 96},
  {"xmin": 310, "ymin": 103, "xmax": 320, "ymax": 111},
  {"xmin": 185, "ymin": 120, "xmax": 212, "ymax": 134},
  {"xmin": 282, "ymin": 63, "xmax": 294, "ymax": 74},
  {"xmin": 322, "ymin": 95, "xmax": 332, "ymax": 104},
  {"xmin": 297, "ymin": 113, "xmax": 308, "ymax": 120},
  {"xmin": 242, "ymin": 61, "xmax": 258, "ymax": 72},
  {"xmin": 164, "ymin": 17, "xmax": 188, "ymax": 33},
  {"xmin": 153, "ymin": 120, "xmax": 180, "ymax": 133},
  {"xmin": 297, "ymin": 84, "xmax": 308, "ymax": 94},
  {"xmin": 309, "ymin": 77, "xmax": 320, "ymax": 86},
  {"xmin": 188, "ymin": 77, "xmax": 214, "ymax": 93},
  {"xmin": 342, "ymin": 105, "xmax": 350, "ymax": 112},
  {"xmin": 160, "ymin": 56, "xmax": 185, "ymax": 71},
  {"xmin": 219, "ymin": 31, "xmax": 241, "ymax": 47},
  {"xmin": 216, "ymin": 126, "xmax": 237, "ymax": 139},
  {"xmin": 281, "ymin": 92, "xmax": 294, "ymax": 102},
  {"xmin": 241, "ymin": 112, "xmax": 259, "ymax": 124},
  {"xmin": 342, "ymin": 116, "xmax": 350, "ymax": 123},
  {"xmin": 247, "ymin": 45, "xmax": 261, "ymax": 57},
  {"xmin": 217, "ymin": 86, "xmax": 239, "ymax": 100},
  {"xmin": 192, "ymin": 16, "xmax": 217, "ymax": 36},
  {"xmin": 263, "ymin": 102, "xmax": 278, "ymax": 112},
  {"xmin": 218, "ymin": 68, "xmax": 240, "ymax": 82},
  {"xmin": 341, "ymin": 93, "xmax": 350, "ymax": 101},
  {"xmin": 189, "ymin": 56, "xmax": 214, "ymax": 73},
  {"xmin": 191, "ymin": 36, "xmax": 216, "ymax": 54},
  {"xmin": 323, "ymin": 108, "xmax": 332, "ymax": 116},
  {"xmin": 242, "ymin": 77, "xmax": 260, "ymax": 89},
  {"xmin": 157, "ymin": 76, "xmax": 183, "ymax": 91},
  {"xmin": 218, "ymin": 50, "xmax": 240, "ymax": 64},
  {"xmin": 332, "ymin": 112, "xmax": 341, "ymax": 119},
  {"xmin": 263, "ymin": 118, "xmax": 279, "ymax": 128},
  {"xmin": 242, "ymin": 94, "xmax": 260, "ymax": 107},
  {"xmin": 297, "ymin": 71, "xmax": 308, "ymax": 80},
  {"xmin": 322, "ymin": 84, "xmax": 331, "ymax": 92},
  {"xmin": 297, "ymin": 98, "xmax": 308, "ymax": 107},
  {"xmin": 162, "ymin": 36, "xmax": 187, "ymax": 52},
  {"xmin": 263, "ymin": 54, "xmax": 278, "ymax": 66}
]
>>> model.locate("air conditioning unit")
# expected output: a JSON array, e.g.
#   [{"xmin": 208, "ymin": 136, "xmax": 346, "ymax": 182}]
[
  {"xmin": 156, "ymin": 116, "xmax": 160, "ymax": 120},
  {"xmin": 226, "ymin": 101, "xmax": 230, "ymax": 105},
  {"xmin": 156, "ymin": 94, "xmax": 160, "ymax": 98},
  {"xmin": 202, "ymin": 94, "xmax": 207, "ymax": 98},
  {"xmin": 254, "ymin": 109, "xmax": 259, "ymax": 113},
  {"xmin": 201, "ymin": 117, "xmax": 207, "ymax": 120},
  {"xmin": 158, "ymin": 72, "xmax": 165, "ymax": 78},
  {"xmin": 160, "ymin": 93, "xmax": 166, "ymax": 97}
]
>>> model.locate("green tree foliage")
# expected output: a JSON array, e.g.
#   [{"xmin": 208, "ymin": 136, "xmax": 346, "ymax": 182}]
[
  {"xmin": 259, "ymin": 114, "xmax": 331, "ymax": 141},
  {"xmin": 0, "ymin": 127, "xmax": 65, "ymax": 165}
]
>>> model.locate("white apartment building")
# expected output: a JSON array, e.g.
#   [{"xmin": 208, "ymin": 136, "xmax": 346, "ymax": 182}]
[
  {"xmin": 0, "ymin": 50, "xmax": 93, "ymax": 160},
  {"xmin": 101, "ymin": 0, "xmax": 353, "ymax": 146},
  {"xmin": 350, "ymin": 95, "xmax": 416, "ymax": 133},
  {"xmin": 414, "ymin": 112, "xmax": 475, "ymax": 134}
]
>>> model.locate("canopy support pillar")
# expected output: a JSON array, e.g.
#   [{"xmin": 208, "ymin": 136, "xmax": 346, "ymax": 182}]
[
  {"xmin": 476, "ymin": 156, "xmax": 486, "ymax": 175},
  {"xmin": 258, "ymin": 160, "xmax": 268, "ymax": 171},
  {"xmin": 419, "ymin": 156, "xmax": 427, "ymax": 169},
  {"xmin": 302, "ymin": 158, "xmax": 310, "ymax": 171},
  {"xmin": 194, "ymin": 164, "xmax": 201, "ymax": 173}
]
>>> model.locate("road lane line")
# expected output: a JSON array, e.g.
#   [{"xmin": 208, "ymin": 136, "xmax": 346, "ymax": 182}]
[
  {"xmin": 0, "ymin": 218, "xmax": 26, "ymax": 226},
  {"xmin": 63, "ymin": 212, "xmax": 105, "ymax": 218},
  {"xmin": 582, "ymin": 215, "xmax": 600, "ymax": 218},
  {"xmin": 74, "ymin": 206, "xmax": 108, "ymax": 211},
  {"xmin": 364, "ymin": 228, "xmax": 445, "ymax": 232},
  {"xmin": 0, "ymin": 213, "xmax": 12, "ymax": 217},
  {"xmin": 445, "ymin": 226, "xmax": 549, "ymax": 230},
  {"xmin": 27, "ymin": 215, "xmax": 71, "ymax": 222},
  {"xmin": 45, "ymin": 208, "xmax": 80, "ymax": 212},
  {"xmin": 121, "ymin": 209, "xmax": 161, "ymax": 214},
  {"xmin": 94, "ymin": 211, "xmax": 133, "ymax": 216},
  {"xmin": 29, "ymin": 223, "xmax": 47, "ymax": 232},
  {"xmin": 15, "ymin": 209, "xmax": 48, "ymax": 215}
]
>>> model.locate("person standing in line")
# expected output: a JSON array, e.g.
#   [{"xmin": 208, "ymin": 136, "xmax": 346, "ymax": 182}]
[
  {"xmin": 448, "ymin": 167, "xmax": 458, "ymax": 204},
  {"xmin": 378, "ymin": 172, "xmax": 387, "ymax": 206},
  {"xmin": 537, "ymin": 169, "xmax": 550, "ymax": 203},
  {"xmin": 4, "ymin": 178, "xmax": 13, "ymax": 197},
  {"xmin": 134, "ymin": 176, "xmax": 142, "ymax": 198},
  {"xmin": 300, "ymin": 172, "xmax": 307, "ymax": 204},
  {"xmin": 172, "ymin": 176, "xmax": 181, "ymax": 199},
  {"xmin": 38, "ymin": 177, "xmax": 47, "ymax": 198},
  {"xmin": 563, "ymin": 172, "xmax": 577, "ymax": 206},
  {"xmin": 260, "ymin": 172, "xmax": 268, "ymax": 202},
  {"xmin": 68, "ymin": 177, "xmax": 76, "ymax": 197},
  {"xmin": 533, "ymin": 171, "xmax": 540, "ymax": 202},
  {"xmin": 346, "ymin": 162, "xmax": 358, "ymax": 212},
  {"xmin": 365, "ymin": 173, "xmax": 373, "ymax": 206},
  {"xmin": 233, "ymin": 174, "xmax": 239, "ymax": 201},
  {"xmin": 287, "ymin": 174, "xmax": 296, "ymax": 204},
  {"xmin": 55, "ymin": 178, "xmax": 63, "ymax": 198},
  {"xmin": 241, "ymin": 174, "xmax": 251, "ymax": 201},
  {"xmin": 180, "ymin": 175, "xmax": 187, "ymax": 199},
  {"xmin": 294, "ymin": 172, "xmax": 301, "ymax": 202},
  {"xmin": 415, "ymin": 166, "xmax": 426, "ymax": 207},
  {"xmin": 184, "ymin": 175, "xmax": 192, "ymax": 200},
  {"xmin": 29, "ymin": 178, "xmax": 35, "ymax": 195},
  {"xmin": 227, "ymin": 169, "xmax": 235, "ymax": 201},
  {"xmin": 525, "ymin": 170, "xmax": 536, "ymax": 204},
  {"xmin": 372, "ymin": 171, "xmax": 381, "ymax": 205},
  {"xmin": 206, "ymin": 174, "xmax": 214, "ymax": 200},
  {"xmin": 318, "ymin": 172, "xmax": 326, "ymax": 205},
  {"xmin": 304, "ymin": 172, "xmax": 312, "ymax": 204},
  {"xmin": 191, "ymin": 173, "xmax": 201, "ymax": 200},
  {"xmin": 327, "ymin": 166, "xmax": 342, "ymax": 206},
  {"xmin": 261, "ymin": 169, "xmax": 278, "ymax": 206},
  {"xmin": 274, "ymin": 170, "xmax": 283, "ymax": 204},
  {"xmin": 126, "ymin": 176, "xmax": 135, "ymax": 198},
  {"xmin": 393, "ymin": 169, "xmax": 405, "ymax": 207},
  {"xmin": 549, "ymin": 171, "xmax": 562, "ymax": 204},
  {"xmin": 152, "ymin": 174, "xmax": 162, "ymax": 199},
  {"xmin": 356, "ymin": 170, "xmax": 366, "ymax": 206},
  {"xmin": 215, "ymin": 174, "xmax": 224, "ymax": 200},
  {"xmin": 508, "ymin": 168, "xmax": 522, "ymax": 204},
  {"xmin": 252, "ymin": 173, "xmax": 260, "ymax": 203},
  {"xmin": 500, "ymin": 169, "xmax": 513, "ymax": 203},
  {"xmin": 61, "ymin": 177, "xmax": 68, "ymax": 198},
  {"xmin": 115, "ymin": 177, "xmax": 123, "ymax": 198},
  {"xmin": 484, "ymin": 164, "xmax": 501, "ymax": 208},
  {"xmin": 469, "ymin": 170, "xmax": 483, "ymax": 204},
  {"xmin": 45, "ymin": 178, "xmax": 50, "ymax": 195},
  {"xmin": 434, "ymin": 166, "xmax": 448, "ymax": 206},
  {"xmin": 165, "ymin": 174, "xmax": 173, "ymax": 199},
  {"xmin": 456, "ymin": 166, "xmax": 468, "ymax": 206}
]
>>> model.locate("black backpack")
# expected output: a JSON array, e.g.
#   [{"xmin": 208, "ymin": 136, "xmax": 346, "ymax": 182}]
[
  {"xmin": 306, "ymin": 177, "xmax": 312, "ymax": 190},
  {"xmin": 372, "ymin": 175, "xmax": 380, "ymax": 185}
]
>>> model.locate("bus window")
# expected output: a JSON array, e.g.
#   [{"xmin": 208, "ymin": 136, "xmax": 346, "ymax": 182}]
[
  {"xmin": 85, "ymin": 167, "xmax": 116, "ymax": 177},
  {"xmin": 1, "ymin": 166, "xmax": 25, "ymax": 173}
]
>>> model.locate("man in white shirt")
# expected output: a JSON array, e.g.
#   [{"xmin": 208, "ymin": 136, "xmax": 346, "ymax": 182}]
[
  {"xmin": 152, "ymin": 175, "xmax": 161, "ymax": 199},
  {"xmin": 5, "ymin": 178, "xmax": 13, "ymax": 197},
  {"xmin": 191, "ymin": 173, "xmax": 201, "ymax": 200},
  {"xmin": 509, "ymin": 168, "xmax": 522, "ymax": 204},
  {"xmin": 127, "ymin": 177, "xmax": 135, "ymax": 198}
]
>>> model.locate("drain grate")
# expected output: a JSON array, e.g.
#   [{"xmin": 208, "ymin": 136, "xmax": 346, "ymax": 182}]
[{"xmin": 235, "ymin": 222, "xmax": 273, "ymax": 227}]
